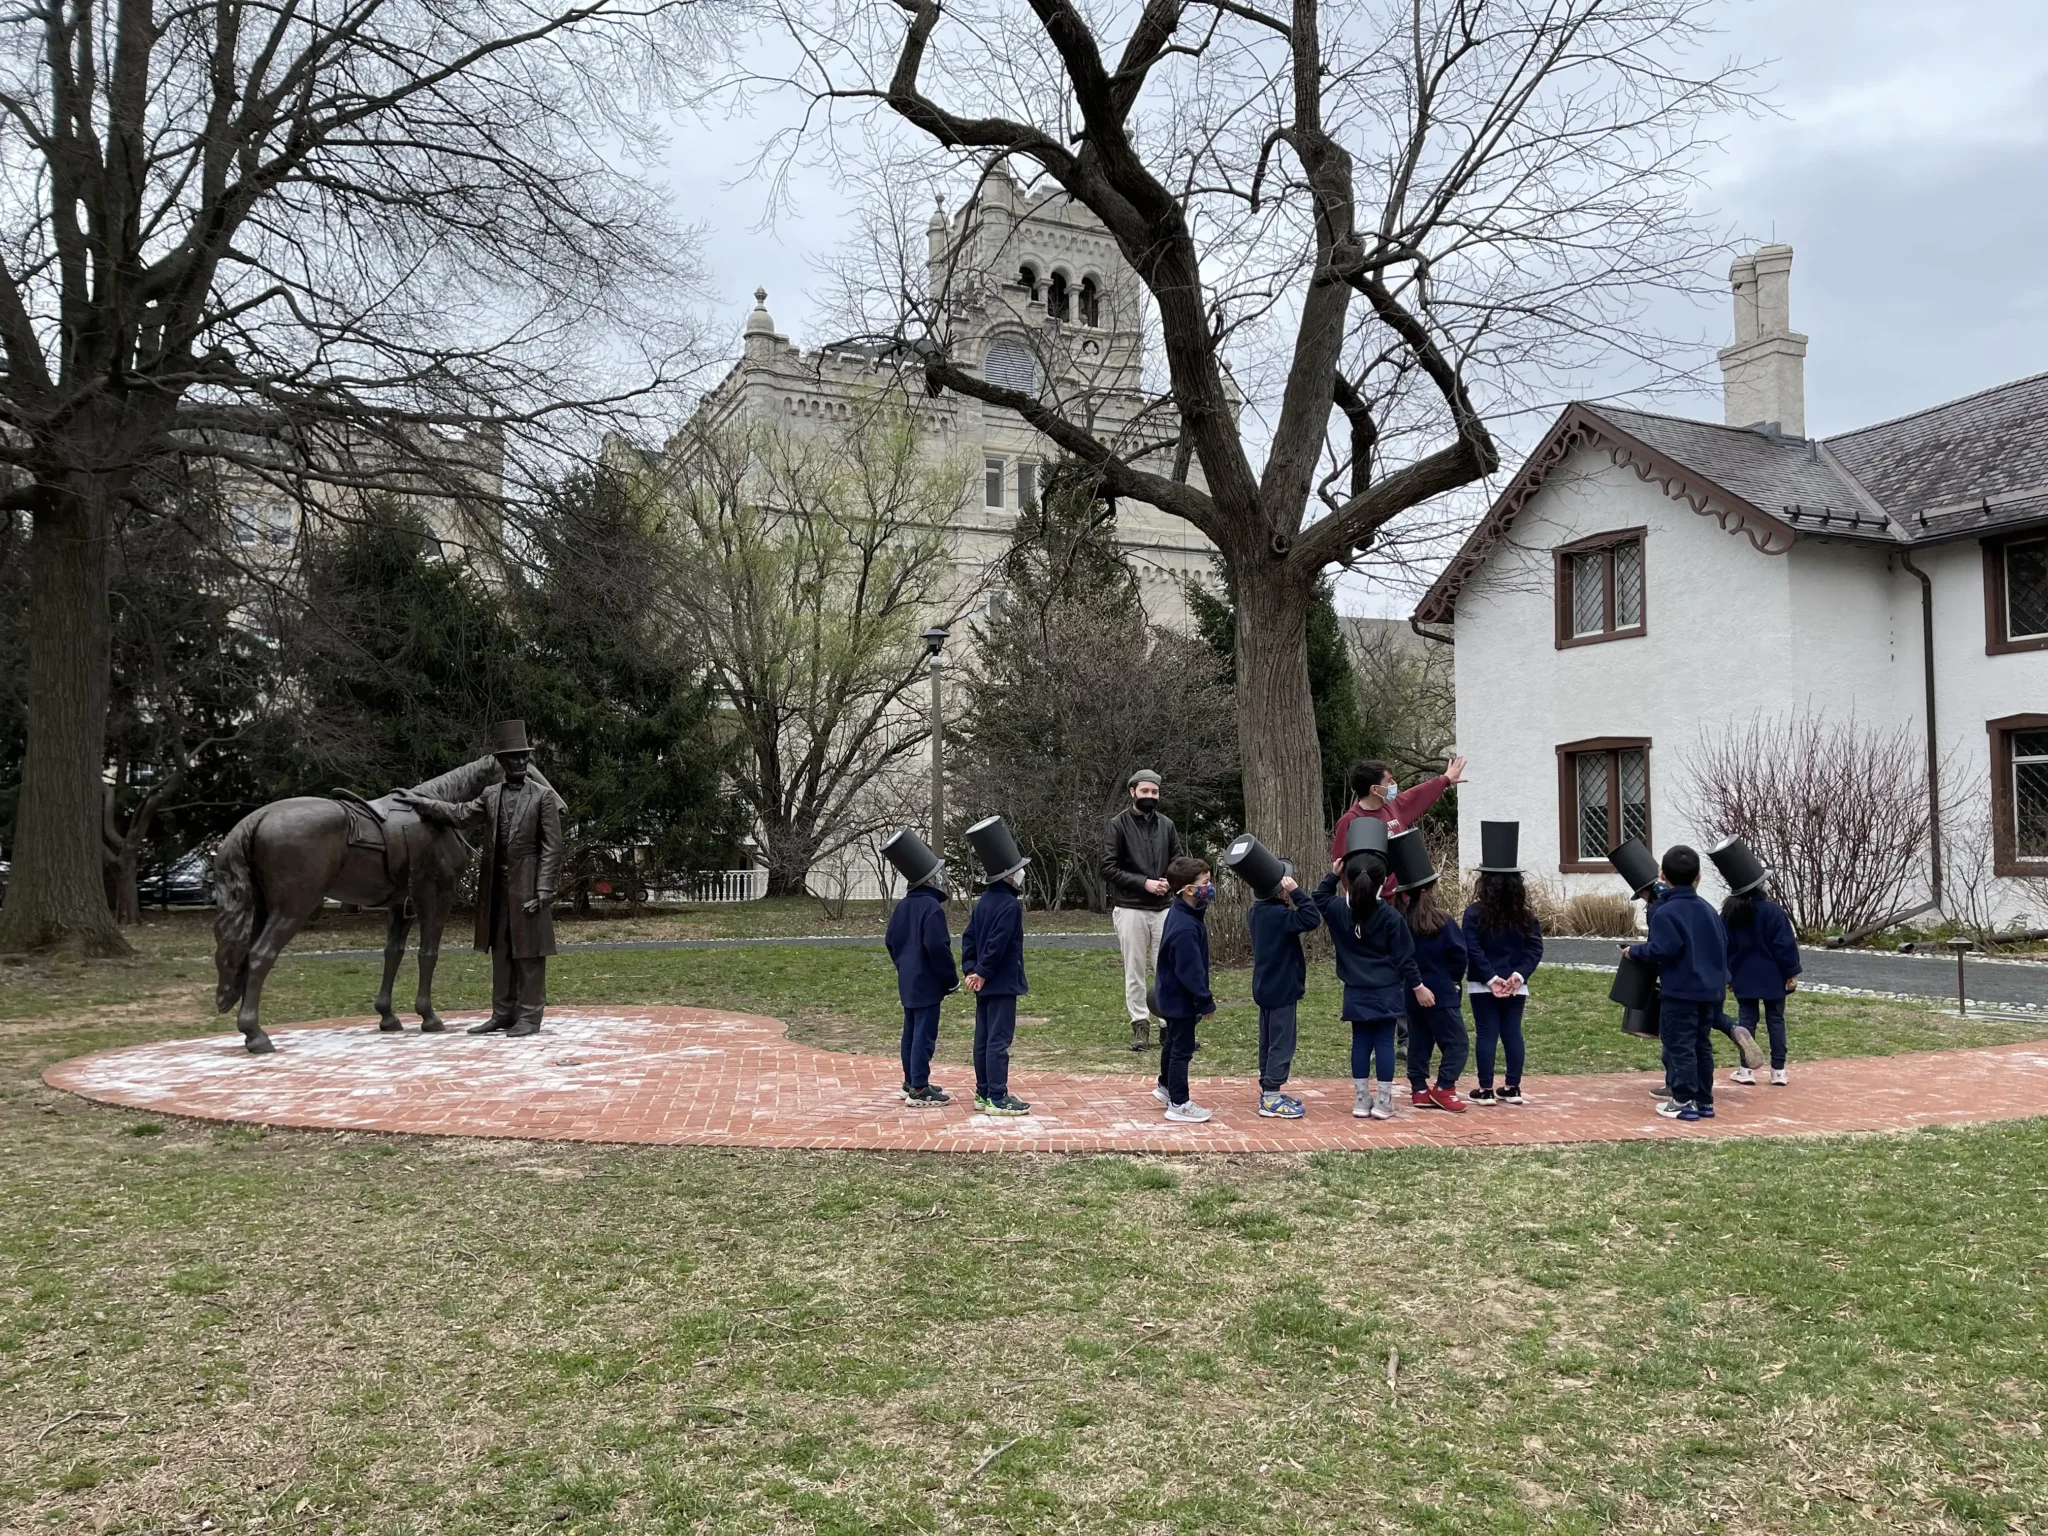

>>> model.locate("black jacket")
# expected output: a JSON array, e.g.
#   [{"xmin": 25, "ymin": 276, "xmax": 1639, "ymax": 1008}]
[{"xmin": 1101, "ymin": 805, "xmax": 1182, "ymax": 910}]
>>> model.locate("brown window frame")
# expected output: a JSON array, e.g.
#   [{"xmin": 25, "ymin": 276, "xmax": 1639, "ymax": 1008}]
[
  {"xmin": 1982, "ymin": 534, "xmax": 2048, "ymax": 655},
  {"xmin": 1988, "ymin": 713, "xmax": 2048, "ymax": 875},
  {"xmin": 1553, "ymin": 528, "xmax": 1648, "ymax": 649},
  {"xmin": 1556, "ymin": 736, "xmax": 1653, "ymax": 874}
]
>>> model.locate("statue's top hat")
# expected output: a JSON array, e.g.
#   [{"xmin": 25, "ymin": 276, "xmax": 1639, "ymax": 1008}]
[
  {"xmin": 881, "ymin": 826, "xmax": 943, "ymax": 888},
  {"xmin": 487, "ymin": 719, "xmax": 532, "ymax": 756},
  {"xmin": 964, "ymin": 815, "xmax": 1029, "ymax": 882},
  {"xmin": 1343, "ymin": 817, "xmax": 1390, "ymax": 860},
  {"xmin": 1608, "ymin": 835, "xmax": 1660, "ymax": 898},
  {"xmin": 1476, "ymin": 821, "xmax": 1521, "ymax": 873},
  {"xmin": 1708, "ymin": 835, "xmax": 1770, "ymax": 896},
  {"xmin": 1222, "ymin": 833, "xmax": 1292, "ymax": 899},
  {"xmin": 1609, "ymin": 952, "xmax": 1659, "ymax": 1011},
  {"xmin": 1388, "ymin": 828, "xmax": 1440, "ymax": 892}
]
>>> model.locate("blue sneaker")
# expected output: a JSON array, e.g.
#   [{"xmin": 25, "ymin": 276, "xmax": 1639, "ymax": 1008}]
[
  {"xmin": 1656, "ymin": 1098, "xmax": 1692, "ymax": 1120},
  {"xmin": 1697, "ymin": 1104, "xmax": 1716, "ymax": 1119},
  {"xmin": 1258, "ymin": 1092, "xmax": 1305, "ymax": 1119},
  {"xmin": 1678, "ymin": 1104, "xmax": 1701, "ymax": 1122}
]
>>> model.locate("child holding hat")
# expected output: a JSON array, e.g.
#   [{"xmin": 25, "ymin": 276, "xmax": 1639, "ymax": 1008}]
[
  {"xmin": 1315, "ymin": 820, "xmax": 1432, "ymax": 1121},
  {"xmin": 961, "ymin": 816, "xmax": 1032, "ymax": 1117},
  {"xmin": 881, "ymin": 828, "xmax": 958, "ymax": 1106},
  {"xmin": 1225, "ymin": 833, "xmax": 1322, "ymax": 1119},
  {"xmin": 1711, "ymin": 836, "xmax": 1800, "ymax": 1086},
  {"xmin": 1462, "ymin": 822, "xmax": 1543, "ymax": 1105}
]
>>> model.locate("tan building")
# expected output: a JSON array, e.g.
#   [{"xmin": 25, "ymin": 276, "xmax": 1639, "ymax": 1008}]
[{"xmin": 690, "ymin": 167, "xmax": 1217, "ymax": 627}]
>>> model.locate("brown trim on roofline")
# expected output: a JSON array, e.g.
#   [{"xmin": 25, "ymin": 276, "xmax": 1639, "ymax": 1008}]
[{"xmin": 1413, "ymin": 404, "xmax": 1799, "ymax": 625}]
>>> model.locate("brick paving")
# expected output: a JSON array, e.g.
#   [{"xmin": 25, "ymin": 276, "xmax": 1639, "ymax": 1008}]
[{"xmin": 42, "ymin": 1007, "xmax": 2048, "ymax": 1153}]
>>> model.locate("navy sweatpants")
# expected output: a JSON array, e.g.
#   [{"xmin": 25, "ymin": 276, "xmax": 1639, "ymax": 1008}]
[
  {"xmin": 1661, "ymin": 996, "xmax": 1719, "ymax": 1108},
  {"xmin": 899, "ymin": 1003, "xmax": 941, "ymax": 1091},
  {"xmin": 1349, "ymin": 1017, "xmax": 1398, "ymax": 1081},
  {"xmin": 973, "ymin": 994, "xmax": 1018, "ymax": 1100},
  {"xmin": 1406, "ymin": 1003, "xmax": 1469, "ymax": 1090},
  {"xmin": 1737, "ymin": 995, "xmax": 1788, "ymax": 1070},
  {"xmin": 1158, "ymin": 1015, "xmax": 1201, "ymax": 1106},
  {"xmin": 1470, "ymin": 992, "xmax": 1527, "ymax": 1089},
  {"xmin": 1257, "ymin": 1003, "xmax": 1298, "ymax": 1092}
]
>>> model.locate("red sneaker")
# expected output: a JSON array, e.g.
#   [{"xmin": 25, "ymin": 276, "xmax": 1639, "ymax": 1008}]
[
  {"xmin": 1427, "ymin": 1085, "xmax": 1469, "ymax": 1113},
  {"xmin": 1410, "ymin": 1086, "xmax": 1439, "ymax": 1109}
]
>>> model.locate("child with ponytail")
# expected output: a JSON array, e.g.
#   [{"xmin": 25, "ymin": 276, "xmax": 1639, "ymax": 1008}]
[
  {"xmin": 1462, "ymin": 869, "xmax": 1544, "ymax": 1105},
  {"xmin": 1315, "ymin": 835, "xmax": 1432, "ymax": 1121}
]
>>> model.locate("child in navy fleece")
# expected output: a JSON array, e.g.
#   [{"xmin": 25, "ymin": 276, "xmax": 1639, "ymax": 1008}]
[
  {"xmin": 1395, "ymin": 881, "xmax": 1468, "ymax": 1111},
  {"xmin": 1625, "ymin": 844, "xmax": 1729, "ymax": 1122},
  {"xmin": 1723, "ymin": 883, "xmax": 1800, "ymax": 1085},
  {"xmin": 1315, "ymin": 851, "xmax": 1431, "ymax": 1121},
  {"xmin": 883, "ymin": 868, "xmax": 958, "ymax": 1105},
  {"xmin": 1154, "ymin": 855, "xmax": 1218, "ymax": 1122},
  {"xmin": 962, "ymin": 867, "xmax": 1030, "ymax": 1116},
  {"xmin": 1246, "ymin": 869, "xmax": 1322, "ymax": 1118},
  {"xmin": 1462, "ymin": 871, "xmax": 1544, "ymax": 1105}
]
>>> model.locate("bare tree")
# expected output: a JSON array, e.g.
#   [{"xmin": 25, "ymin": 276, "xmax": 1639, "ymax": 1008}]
[
  {"xmin": 1350, "ymin": 621, "xmax": 1456, "ymax": 779},
  {"xmin": 642, "ymin": 408, "xmax": 978, "ymax": 896},
  {"xmin": 765, "ymin": 0, "xmax": 1749, "ymax": 868},
  {"xmin": 0, "ymin": 0, "xmax": 721, "ymax": 953},
  {"xmin": 1687, "ymin": 713, "xmax": 1936, "ymax": 938}
]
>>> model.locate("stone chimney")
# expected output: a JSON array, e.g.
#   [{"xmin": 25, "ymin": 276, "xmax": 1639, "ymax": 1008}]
[{"xmin": 1718, "ymin": 243, "xmax": 1807, "ymax": 436}]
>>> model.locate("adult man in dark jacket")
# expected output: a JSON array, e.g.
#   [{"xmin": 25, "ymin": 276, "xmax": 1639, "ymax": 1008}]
[
  {"xmin": 401, "ymin": 720, "xmax": 563, "ymax": 1037},
  {"xmin": 1101, "ymin": 768, "xmax": 1183, "ymax": 1050}
]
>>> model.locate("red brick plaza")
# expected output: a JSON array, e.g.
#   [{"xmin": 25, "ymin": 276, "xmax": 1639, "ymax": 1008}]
[{"xmin": 43, "ymin": 1007, "xmax": 2048, "ymax": 1153}]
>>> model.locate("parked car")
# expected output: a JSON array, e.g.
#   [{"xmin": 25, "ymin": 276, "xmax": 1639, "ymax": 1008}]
[{"xmin": 145, "ymin": 850, "xmax": 214, "ymax": 908}]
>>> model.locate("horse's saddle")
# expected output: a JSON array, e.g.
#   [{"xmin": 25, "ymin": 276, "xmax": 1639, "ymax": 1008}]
[{"xmin": 329, "ymin": 789, "xmax": 453, "ymax": 901}]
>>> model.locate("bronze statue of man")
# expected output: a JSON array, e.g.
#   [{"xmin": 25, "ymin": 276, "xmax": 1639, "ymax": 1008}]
[{"xmin": 399, "ymin": 720, "xmax": 563, "ymax": 1037}]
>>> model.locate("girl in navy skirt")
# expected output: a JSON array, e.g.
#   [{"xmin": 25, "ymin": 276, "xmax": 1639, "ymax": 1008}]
[{"xmin": 1462, "ymin": 872, "xmax": 1544, "ymax": 1104}]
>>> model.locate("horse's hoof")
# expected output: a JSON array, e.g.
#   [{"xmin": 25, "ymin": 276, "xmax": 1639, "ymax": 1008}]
[
  {"xmin": 418, "ymin": 1017, "xmax": 446, "ymax": 1034},
  {"xmin": 377, "ymin": 1016, "xmax": 404, "ymax": 1033},
  {"xmin": 245, "ymin": 1032, "xmax": 275, "ymax": 1056}
]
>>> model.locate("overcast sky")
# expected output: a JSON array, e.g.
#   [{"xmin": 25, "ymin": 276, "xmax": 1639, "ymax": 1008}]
[{"xmin": 659, "ymin": 0, "xmax": 2048, "ymax": 610}]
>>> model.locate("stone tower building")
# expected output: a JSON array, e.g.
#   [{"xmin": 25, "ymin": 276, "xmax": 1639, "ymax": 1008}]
[{"xmin": 691, "ymin": 167, "xmax": 1217, "ymax": 627}]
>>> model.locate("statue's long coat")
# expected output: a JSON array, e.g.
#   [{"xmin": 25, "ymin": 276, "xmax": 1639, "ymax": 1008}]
[{"xmin": 466, "ymin": 779, "xmax": 563, "ymax": 958}]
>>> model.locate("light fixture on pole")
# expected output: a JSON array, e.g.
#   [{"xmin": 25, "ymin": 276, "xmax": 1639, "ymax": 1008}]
[{"xmin": 922, "ymin": 627, "xmax": 949, "ymax": 849}]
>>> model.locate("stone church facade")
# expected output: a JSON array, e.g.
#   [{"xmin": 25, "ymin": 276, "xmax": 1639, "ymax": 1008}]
[{"xmin": 690, "ymin": 167, "xmax": 1218, "ymax": 629}]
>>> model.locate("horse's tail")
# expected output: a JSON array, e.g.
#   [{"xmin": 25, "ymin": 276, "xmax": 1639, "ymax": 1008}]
[{"xmin": 213, "ymin": 811, "xmax": 266, "ymax": 1012}]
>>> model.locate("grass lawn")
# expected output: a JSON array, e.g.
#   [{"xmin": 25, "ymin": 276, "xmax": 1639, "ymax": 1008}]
[{"xmin": 5, "ymin": 939, "xmax": 2048, "ymax": 1532}]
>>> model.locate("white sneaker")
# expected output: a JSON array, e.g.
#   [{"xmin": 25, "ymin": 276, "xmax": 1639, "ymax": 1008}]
[
  {"xmin": 1367, "ymin": 1086, "xmax": 1394, "ymax": 1121},
  {"xmin": 1771, "ymin": 1068, "xmax": 1789, "ymax": 1086},
  {"xmin": 1164, "ymin": 1100, "xmax": 1212, "ymax": 1123},
  {"xmin": 1731, "ymin": 1066, "xmax": 1756, "ymax": 1085},
  {"xmin": 1152, "ymin": 1084, "xmax": 1171, "ymax": 1107},
  {"xmin": 1352, "ymin": 1081, "xmax": 1372, "ymax": 1119}
]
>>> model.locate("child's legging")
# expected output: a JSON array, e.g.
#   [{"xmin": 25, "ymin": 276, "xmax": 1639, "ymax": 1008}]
[
  {"xmin": 1349, "ymin": 1017, "xmax": 1398, "ymax": 1082},
  {"xmin": 1736, "ymin": 995, "xmax": 1788, "ymax": 1070},
  {"xmin": 1469, "ymin": 992, "xmax": 1527, "ymax": 1089}
]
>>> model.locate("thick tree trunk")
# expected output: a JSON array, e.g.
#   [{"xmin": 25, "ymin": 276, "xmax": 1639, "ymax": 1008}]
[
  {"xmin": 1233, "ymin": 557, "xmax": 1325, "ymax": 872},
  {"xmin": 0, "ymin": 489, "xmax": 127, "ymax": 955}
]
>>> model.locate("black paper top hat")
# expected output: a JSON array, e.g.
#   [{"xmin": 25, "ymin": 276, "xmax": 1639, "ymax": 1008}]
[
  {"xmin": 1222, "ymin": 833, "xmax": 1291, "ymax": 899},
  {"xmin": 965, "ymin": 815, "xmax": 1029, "ymax": 882},
  {"xmin": 1708, "ymin": 835, "xmax": 1770, "ymax": 896},
  {"xmin": 1343, "ymin": 817, "xmax": 1390, "ymax": 859},
  {"xmin": 1609, "ymin": 953, "xmax": 1660, "ymax": 1011},
  {"xmin": 1608, "ymin": 835, "xmax": 1660, "ymax": 898},
  {"xmin": 881, "ymin": 826, "xmax": 943, "ymax": 887},
  {"xmin": 1388, "ymin": 828, "xmax": 1439, "ymax": 892},
  {"xmin": 487, "ymin": 719, "xmax": 532, "ymax": 755},
  {"xmin": 1476, "ymin": 821, "xmax": 1521, "ymax": 873}
]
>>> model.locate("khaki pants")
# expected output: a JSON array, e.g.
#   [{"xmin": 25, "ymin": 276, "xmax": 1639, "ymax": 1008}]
[{"xmin": 1112, "ymin": 905, "xmax": 1169, "ymax": 1024}]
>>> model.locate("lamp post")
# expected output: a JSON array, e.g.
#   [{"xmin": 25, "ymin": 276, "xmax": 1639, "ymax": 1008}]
[
  {"xmin": 922, "ymin": 626, "xmax": 949, "ymax": 851},
  {"xmin": 1947, "ymin": 935, "xmax": 1973, "ymax": 1016}
]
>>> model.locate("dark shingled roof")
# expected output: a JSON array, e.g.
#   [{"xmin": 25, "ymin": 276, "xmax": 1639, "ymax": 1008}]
[{"xmin": 1413, "ymin": 369, "xmax": 2048, "ymax": 624}]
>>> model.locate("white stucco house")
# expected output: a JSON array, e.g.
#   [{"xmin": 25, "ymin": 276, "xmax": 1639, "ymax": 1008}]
[{"xmin": 1415, "ymin": 245, "xmax": 2048, "ymax": 926}]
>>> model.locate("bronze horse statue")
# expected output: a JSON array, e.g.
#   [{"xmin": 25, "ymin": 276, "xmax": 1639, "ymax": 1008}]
[{"xmin": 212, "ymin": 756, "xmax": 558, "ymax": 1054}]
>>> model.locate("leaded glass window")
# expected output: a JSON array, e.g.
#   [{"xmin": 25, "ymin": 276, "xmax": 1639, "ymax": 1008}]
[
  {"xmin": 2007, "ymin": 540, "xmax": 2048, "ymax": 640},
  {"xmin": 1614, "ymin": 541, "xmax": 1643, "ymax": 628},
  {"xmin": 1559, "ymin": 534, "xmax": 1645, "ymax": 642},
  {"xmin": 1577, "ymin": 752, "xmax": 1611, "ymax": 860},
  {"xmin": 2014, "ymin": 729, "xmax": 2048, "ymax": 858},
  {"xmin": 1571, "ymin": 552, "xmax": 1605, "ymax": 636}
]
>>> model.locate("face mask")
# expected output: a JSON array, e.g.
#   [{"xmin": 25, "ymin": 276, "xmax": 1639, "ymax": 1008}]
[
  {"xmin": 1134, "ymin": 796, "xmax": 1159, "ymax": 814},
  {"xmin": 1187, "ymin": 881, "xmax": 1214, "ymax": 908},
  {"xmin": 1377, "ymin": 780, "xmax": 1397, "ymax": 800}
]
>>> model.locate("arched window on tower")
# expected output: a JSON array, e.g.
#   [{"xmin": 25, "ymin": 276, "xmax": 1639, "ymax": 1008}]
[
  {"xmin": 1018, "ymin": 264, "xmax": 1040, "ymax": 301},
  {"xmin": 1079, "ymin": 276, "xmax": 1101, "ymax": 327},
  {"xmin": 1046, "ymin": 271, "xmax": 1070, "ymax": 322}
]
